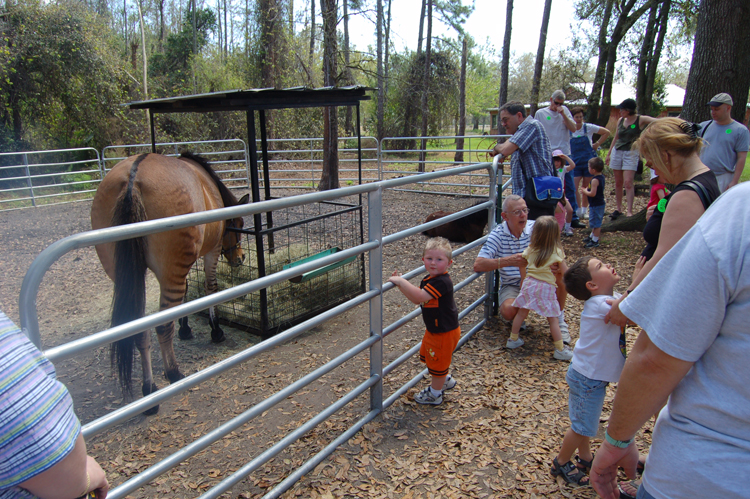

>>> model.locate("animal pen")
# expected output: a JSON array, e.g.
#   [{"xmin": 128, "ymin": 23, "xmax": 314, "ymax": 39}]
[{"xmin": 127, "ymin": 87, "xmax": 372, "ymax": 336}]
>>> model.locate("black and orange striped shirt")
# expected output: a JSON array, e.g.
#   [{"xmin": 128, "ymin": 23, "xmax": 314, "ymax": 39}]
[{"xmin": 420, "ymin": 273, "xmax": 459, "ymax": 333}]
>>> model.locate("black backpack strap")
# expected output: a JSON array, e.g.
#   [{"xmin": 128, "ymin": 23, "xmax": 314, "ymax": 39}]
[
  {"xmin": 682, "ymin": 180, "xmax": 712, "ymax": 210},
  {"xmin": 700, "ymin": 121, "xmax": 710, "ymax": 138}
]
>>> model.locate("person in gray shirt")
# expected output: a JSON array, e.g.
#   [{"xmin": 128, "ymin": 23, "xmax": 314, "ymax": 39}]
[{"xmin": 699, "ymin": 92, "xmax": 749, "ymax": 192}]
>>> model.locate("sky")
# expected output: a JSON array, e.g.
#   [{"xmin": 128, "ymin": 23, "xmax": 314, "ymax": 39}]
[{"xmin": 344, "ymin": 0, "xmax": 579, "ymax": 58}]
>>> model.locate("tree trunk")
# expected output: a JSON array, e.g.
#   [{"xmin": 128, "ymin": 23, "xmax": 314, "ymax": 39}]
[
  {"xmin": 319, "ymin": 0, "xmax": 339, "ymax": 190},
  {"xmin": 635, "ymin": 5, "xmax": 659, "ymax": 114},
  {"xmin": 601, "ymin": 207, "xmax": 647, "ymax": 232},
  {"xmin": 418, "ymin": 0, "xmax": 433, "ymax": 172},
  {"xmin": 682, "ymin": 0, "xmax": 750, "ymax": 124},
  {"xmin": 454, "ymin": 37, "xmax": 467, "ymax": 162},
  {"xmin": 376, "ymin": 0, "xmax": 385, "ymax": 140},
  {"xmin": 157, "ymin": 0, "xmax": 165, "ymax": 51},
  {"xmin": 417, "ymin": 0, "xmax": 426, "ymax": 57},
  {"xmin": 529, "ymin": 0, "xmax": 552, "ymax": 117},
  {"xmin": 259, "ymin": 0, "xmax": 286, "ymax": 141},
  {"xmin": 343, "ymin": 0, "xmax": 353, "ymax": 136},
  {"xmin": 384, "ymin": 0, "xmax": 392, "ymax": 96},
  {"xmin": 585, "ymin": 0, "xmax": 613, "ymax": 125},
  {"xmin": 309, "ymin": 0, "xmax": 316, "ymax": 86},
  {"xmin": 498, "ymin": 0, "xmax": 513, "ymax": 133}
]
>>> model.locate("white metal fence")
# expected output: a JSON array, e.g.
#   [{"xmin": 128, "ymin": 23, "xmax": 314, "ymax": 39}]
[
  {"xmin": 0, "ymin": 134, "xmax": 510, "ymax": 211},
  {"xmin": 19, "ymin": 161, "xmax": 499, "ymax": 498},
  {"xmin": 0, "ymin": 148, "xmax": 102, "ymax": 210}
]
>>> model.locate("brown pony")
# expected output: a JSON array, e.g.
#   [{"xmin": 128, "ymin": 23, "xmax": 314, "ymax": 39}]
[
  {"xmin": 422, "ymin": 205, "xmax": 489, "ymax": 243},
  {"xmin": 91, "ymin": 152, "xmax": 249, "ymax": 414}
]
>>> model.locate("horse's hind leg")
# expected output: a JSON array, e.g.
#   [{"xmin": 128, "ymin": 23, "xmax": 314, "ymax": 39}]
[
  {"xmin": 134, "ymin": 331, "xmax": 159, "ymax": 415},
  {"xmin": 178, "ymin": 316, "xmax": 193, "ymax": 340},
  {"xmin": 204, "ymin": 249, "xmax": 226, "ymax": 343},
  {"xmin": 156, "ymin": 320, "xmax": 184, "ymax": 383}
]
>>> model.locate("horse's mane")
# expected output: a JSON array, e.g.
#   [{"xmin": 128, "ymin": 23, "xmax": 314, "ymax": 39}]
[{"xmin": 179, "ymin": 152, "xmax": 239, "ymax": 207}]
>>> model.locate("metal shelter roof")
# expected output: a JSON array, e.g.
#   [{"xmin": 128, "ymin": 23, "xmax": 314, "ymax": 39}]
[{"xmin": 126, "ymin": 86, "xmax": 373, "ymax": 113}]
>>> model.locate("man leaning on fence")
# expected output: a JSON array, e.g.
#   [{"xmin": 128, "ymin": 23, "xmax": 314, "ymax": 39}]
[{"xmin": 489, "ymin": 101, "xmax": 555, "ymax": 220}]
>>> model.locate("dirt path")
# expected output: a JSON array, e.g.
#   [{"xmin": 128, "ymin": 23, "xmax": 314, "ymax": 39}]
[{"xmin": 0, "ymin": 183, "xmax": 652, "ymax": 498}]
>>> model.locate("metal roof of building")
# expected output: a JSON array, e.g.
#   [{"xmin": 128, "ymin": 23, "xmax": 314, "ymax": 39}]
[{"xmin": 126, "ymin": 86, "xmax": 374, "ymax": 113}]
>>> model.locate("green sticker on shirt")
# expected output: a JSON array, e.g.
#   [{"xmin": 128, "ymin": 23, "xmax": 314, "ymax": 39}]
[
  {"xmin": 726, "ymin": 129, "xmax": 733, "ymax": 134},
  {"xmin": 547, "ymin": 116, "xmax": 552, "ymax": 120},
  {"xmin": 630, "ymin": 124, "xmax": 636, "ymax": 129},
  {"xmin": 657, "ymin": 198, "xmax": 668, "ymax": 212}
]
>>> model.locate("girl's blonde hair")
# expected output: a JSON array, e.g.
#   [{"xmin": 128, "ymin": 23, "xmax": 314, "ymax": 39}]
[
  {"xmin": 529, "ymin": 216, "xmax": 562, "ymax": 267},
  {"xmin": 636, "ymin": 118, "xmax": 703, "ymax": 176}
]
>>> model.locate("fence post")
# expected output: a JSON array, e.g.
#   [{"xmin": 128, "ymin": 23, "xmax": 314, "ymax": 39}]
[
  {"xmin": 368, "ymin": 186, "xmax": 384, "ymax": 412},
  {"xmin": 23, "ymin": 153, "xmax": 35, "ymax": 208}
]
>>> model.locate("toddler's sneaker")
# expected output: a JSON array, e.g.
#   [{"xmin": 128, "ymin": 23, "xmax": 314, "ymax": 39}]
[
  {"xmin": 554, "ymin": 345, "xmax": 574, "ymax": 361},
  {"xmin": 563, "ymin": 227, "xmax": 574, "ymax": 237},
  {"xmin": 585, "ymin": 239, "xmax": 600, "ymax": 248},
  {"xmin": 560, "ymin": 322, "xmax": 571, "ymax": 345},
  {"xmin": 414, "ymin": 387, "xmax": 442, "ymax": 405},
  {"xmin": 443, "ymin": 376, "xmax": 457, "ymax": 391},
  {"xmin": 506, "ymin": 337, "xmax": 525, "ymax": 349}
]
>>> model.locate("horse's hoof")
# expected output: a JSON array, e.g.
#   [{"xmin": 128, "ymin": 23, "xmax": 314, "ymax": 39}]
[
  {"xmin": 142, "ymin": 383, "xmax": 159, "ymax": 415},
  {"xmin": 178, "ymin": 326, "xmax": 194, "ymax": 340},
  {"xmin": 166, "ymin": 369, "xmax": 185, "ymax": 383},
  {"xmin": 211, "ymin": 328, "xmax": 226, "ymax": 343}
]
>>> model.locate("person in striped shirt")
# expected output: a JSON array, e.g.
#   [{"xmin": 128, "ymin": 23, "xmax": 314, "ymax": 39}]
[
  {"xmin": 0, "ymin": 311, "xmax": 108, "ymax": 499},
  {"xmin": 473, "ymin": 195, "xmax": 570, "ymax": 343}
]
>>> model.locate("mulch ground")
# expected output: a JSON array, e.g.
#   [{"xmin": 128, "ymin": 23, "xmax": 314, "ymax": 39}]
[{"xmin": 0, "ymin": 174, "xmax": 654, "ymax": 498}]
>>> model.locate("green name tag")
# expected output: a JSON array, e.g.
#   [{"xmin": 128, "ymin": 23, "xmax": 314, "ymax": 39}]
[{"xmin": 657, "ymin": 198, "xmax": 668, "ymax": 212}]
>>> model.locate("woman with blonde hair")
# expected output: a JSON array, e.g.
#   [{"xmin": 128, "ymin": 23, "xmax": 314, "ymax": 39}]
[{"xmin": 606, "ymin": 118, "xmax": 720, "ymax": 326}]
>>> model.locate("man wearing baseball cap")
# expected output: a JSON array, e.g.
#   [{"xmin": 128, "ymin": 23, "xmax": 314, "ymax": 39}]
[{"xmin": 698, "ymin": 93, "xmax": 749, "ymax": 192}]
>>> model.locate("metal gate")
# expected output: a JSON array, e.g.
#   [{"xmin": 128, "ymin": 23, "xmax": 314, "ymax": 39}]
[{"xmin": 19, "ymin": 160, "xmax": 499, "ymax": 498}]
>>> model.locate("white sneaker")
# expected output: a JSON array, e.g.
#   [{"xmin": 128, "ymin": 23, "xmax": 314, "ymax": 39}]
[
  {"xmin": 443, "ymin": 376, "xmax": 457, "ymax": 391},
  {"xmin": 563, "ymin": 227, "xmax": 574, "ymax": 237},
  {"xmin": 506, "ymin": 337, "xmax": 525, "ymax": 349},
  {"xmin": 559, "ymin": 314, "xmax": 571, "ymax": 344},
  {"xmin": 554, "ymin": 345, "xmax": 574, "ymax": 361},
  {"xmin": 560, "ymin": 323, "xmax": 571, "ymax": 345},
  {"xmin": 414, "ymin": 387, "xmax": 443, "ymax": 405}
]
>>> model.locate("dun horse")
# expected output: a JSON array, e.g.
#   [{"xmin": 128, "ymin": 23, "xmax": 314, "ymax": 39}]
[{"xmin": 91, "ymin": 152, "xmax": 249, "ymax": 414}]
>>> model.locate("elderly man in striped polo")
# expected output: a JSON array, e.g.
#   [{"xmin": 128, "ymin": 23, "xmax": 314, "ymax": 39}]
[{"xmin": 473, "ymin": 194, "xmax": 570, "ymax": 343}]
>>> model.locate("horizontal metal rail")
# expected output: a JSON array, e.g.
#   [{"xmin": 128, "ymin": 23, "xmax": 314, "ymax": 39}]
[{"xmin": 19, "ymin": 155, "xmax": 500, "ymax": 499}]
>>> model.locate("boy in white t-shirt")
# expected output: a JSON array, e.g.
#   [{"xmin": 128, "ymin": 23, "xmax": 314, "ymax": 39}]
[{"xmin": 550, "ymin": 256, "xmax": 641, "ymax": 487}]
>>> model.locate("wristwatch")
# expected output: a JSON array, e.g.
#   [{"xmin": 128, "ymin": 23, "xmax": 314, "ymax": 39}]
[{"xmin": 605, "ymin": 429, "xmax": 634, "ymax": 448}]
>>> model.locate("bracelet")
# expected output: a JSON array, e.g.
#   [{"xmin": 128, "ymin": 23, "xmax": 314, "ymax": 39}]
[
  {"xmin": 604, "ymin": 429, "xmax": 634, "ymax": 448},
  {"xmin": 81, "ymin": 471, "xmax": 90, "ymax": 498},
  {"xmin": 625, "ymin": 288, "xmax": 634, "ymax": 296}
]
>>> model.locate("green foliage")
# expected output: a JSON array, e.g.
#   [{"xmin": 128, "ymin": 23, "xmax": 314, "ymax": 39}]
[
  {"xmin": 0, "ymin": 0, "xmax": 127, "ymax": 151},
  {"xmin": 375, "ymin": 48, "xmax": 460, "ymax": 138},
  {"xmin": 149, "ymin": 7, "xmax": 217, "ymax": 95}
]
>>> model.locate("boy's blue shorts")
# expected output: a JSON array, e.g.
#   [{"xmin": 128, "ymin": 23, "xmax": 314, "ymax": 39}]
[
  {"xmin": 573, "ymin": 164, "xmax": 593, "ymax": 178},
  {"xmin": 588, "ymin": 204, "xmax": 605, "ymax": 229},
  {"xmin": 566, "ymin": 366, "xmax": 609, "ymax": 438}
]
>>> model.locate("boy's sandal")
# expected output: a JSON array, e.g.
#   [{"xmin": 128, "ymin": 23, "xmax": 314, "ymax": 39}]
[
  {"xmin": 618, "ymin": 479, "xmax": 640, "ymax": 499},
  {"xmin": 575, "ymin": 453, "xmax": 595, "ymax": 473},
  {"xmin": 551, "ymin": 457, "xmax": 590, "ymax": 487}
]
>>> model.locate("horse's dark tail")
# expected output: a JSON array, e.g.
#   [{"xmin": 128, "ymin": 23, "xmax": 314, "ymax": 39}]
[{"xmin": 109, "ymin": 156, "xmax": 148, "ymax": 397}]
